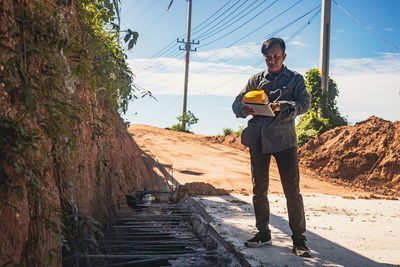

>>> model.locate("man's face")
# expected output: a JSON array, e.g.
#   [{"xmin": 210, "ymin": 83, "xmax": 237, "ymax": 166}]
[{"xmin": 263, "ymin": 44, "xmax": 286, "ymax": 73}]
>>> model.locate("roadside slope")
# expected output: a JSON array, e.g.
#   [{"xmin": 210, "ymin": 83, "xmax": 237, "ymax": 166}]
[{"xmin": 0, "ymin": 1, "xmax": 164, "ymax": 264}]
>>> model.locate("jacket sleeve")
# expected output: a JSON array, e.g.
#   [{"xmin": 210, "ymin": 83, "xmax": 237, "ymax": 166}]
[
  {"xmin": 294, "ymin": 74, "xmax": 310, "ymax": 115},
  {"xmin": 280, "ymin": 74, "xmax": 310, "ymax": 117},
  {"xmin": 232, "ymin": 76, "xmax": 258, "ymax": 118}
]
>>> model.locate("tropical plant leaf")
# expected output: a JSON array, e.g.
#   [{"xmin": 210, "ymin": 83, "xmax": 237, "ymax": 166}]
[
  {"xmin": 128, "ymin": 38, "xmax": 136, "ymax": 50},
  {"xmin": 123, "ymin": 33, "xmax": 131, "ymax": 43}
]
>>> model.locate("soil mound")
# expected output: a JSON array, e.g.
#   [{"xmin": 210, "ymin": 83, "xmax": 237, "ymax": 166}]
[
  {"xmin": 176, "ymin": 182, "xmax": 230, "ymax": 198},
  {"xmin": 299, "ymin": 116, "xmax": 400, "ymax": 196},
  {"xmin": 204, "ymin": 134, "xmax": 246, "ymax": 150}
]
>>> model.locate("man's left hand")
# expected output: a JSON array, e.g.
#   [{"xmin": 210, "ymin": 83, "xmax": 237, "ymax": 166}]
[{"xmin": 269, "ymin": 102, "xmax": 280, "ymax": 112}]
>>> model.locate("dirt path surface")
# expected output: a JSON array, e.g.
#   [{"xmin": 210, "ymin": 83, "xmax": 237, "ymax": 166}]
[
  {"xmin": 129, "ymin": 124, "xmax": 400, "ymax": 266},
  {"xmin": 130, "ymin": 124, "xmax": 365, "ymax": 197}
]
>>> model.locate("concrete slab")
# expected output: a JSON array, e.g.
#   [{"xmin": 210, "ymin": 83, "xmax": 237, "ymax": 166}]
[{"xmin": 195, "ymin": 193, "xmax": 400, "ymax": 266}]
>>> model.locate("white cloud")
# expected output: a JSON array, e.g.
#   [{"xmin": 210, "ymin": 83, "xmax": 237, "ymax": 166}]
[
  {"xmin": 193, "ymin": 42, "xmax": 260, "ymax": 61},
  {"xmin": 286, "ymin": 36, "xmax": 308, "ymax": 47},
  {"xmin": 129, "ymin": 57, "xmax": 184, "ymax": 74},
  {"xmin": 331, "ymin": 53, "xmax": 400, "ymax": 75},
  {"xmin": 128, "ymin": 52, "xmax": 400, "ymax": 123},
  {"xmin": 384, "ymin": 28, "xmax": 394, "ymax": 32},
  {"xmin": 331, "ymin": 53, "xmax": 400, "ymax": 122},
  {"xmin": 128, "ymin": 57, "xmax": 262, "ymax": 96},
  {"xmin": 287, "ymin": 40, "xmax": 307, "ymax": 47}
]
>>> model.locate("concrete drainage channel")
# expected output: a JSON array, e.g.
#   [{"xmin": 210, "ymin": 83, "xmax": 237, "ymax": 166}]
[{"xmin": 83, "ymin": 192, "xmax": 250, "ymax": 267}]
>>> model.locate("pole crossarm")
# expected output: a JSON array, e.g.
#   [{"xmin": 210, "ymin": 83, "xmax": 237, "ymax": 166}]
[{"xmin": 177, "ymin": 39, "xmax": 200, "ymax": 51}]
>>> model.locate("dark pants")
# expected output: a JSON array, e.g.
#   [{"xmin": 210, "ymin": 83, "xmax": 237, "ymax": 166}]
[{"xmin": 250, "ymin": 143, "xmax": 306, "ymax": 240}]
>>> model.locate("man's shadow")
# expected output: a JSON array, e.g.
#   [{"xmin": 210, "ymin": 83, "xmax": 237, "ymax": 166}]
[{"xmin": 199, "ymin": 195, "xmax": 398, "ymax": 267}]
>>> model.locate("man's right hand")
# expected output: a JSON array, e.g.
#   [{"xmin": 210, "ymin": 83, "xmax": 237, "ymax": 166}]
[{"xmin": 241, "ymin": 105, "xmax": 256, "ymax": 117}]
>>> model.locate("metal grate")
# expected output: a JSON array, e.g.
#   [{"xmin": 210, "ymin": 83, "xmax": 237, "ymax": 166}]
[{"xmin": 81, "ymin": 195, "xmax": 225, "ymax": 267}]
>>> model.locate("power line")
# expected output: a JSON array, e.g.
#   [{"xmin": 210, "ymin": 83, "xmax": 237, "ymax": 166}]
[
  {"xmin": 138, "ymin": 0, "xmax": 267, "ymax": 70},
  {"xmin": 133, "ymin": 54, "xmax": 182, "ymax": 90},
  {"xmin": 226, "ymin": 0, "xmax": 304, "ymax": 49},
  {"xmin": 132, "ymin": 37, "xmax": 178, "ymax": 72},
  {"xmin": 139, "ymin": 2, "xmax": 319, "ymax": 80},
  {"xmin": 220, "ymin": 3, "xmax": 320, "ymax": 64},
  {"xmin": 190, "ymin": 0, "xmax": 242, "ymax": 38},
  {"xmin": 152, "ymin": 0, "xmax": 246, "ymax": 61},
  {"xmin": 192, "ymin": 0, "xmax": 235, "ymax": 31},
  {"xmin": 162, "ymin": 46, "xmax": 183, "ymax": 59},
  {"xmin": 135, "ymin": 55, "xmax": 185, "ymax": 81},
  {"xmin": 148, "ymin": 0, "xmax": 235, "ymax": 59},
  {"xmin": 146, "ymin": 40, "xmax": 176, "ymax": 60},
  {"xmin": 333, "ymin": 0, "xmax": 400, "ymax": 51},
  {"xmin": 197, "ymin": 0, "xmax": 273, "ymax": 41},
  {"xmin": 134, "ymin": 0, "xmax": 236, "ymax": 69},
  {"xmin": 193, "ymin": 0, "xmax": 253, "ymax": 40},
  {"xmin": 288, "ymin": 8, "xmax": 321, "ymax": 41},
  {"xmin": 148, "ymin": 95, "xmax": 181, "ymax": 123},
  {"xmin": 135, "ymin": 3, "xmax": 321, "ymax": 98},
  {"xmin": 141, "ymin": 9, "xmax": 170, "ymax": 36},
  {"xmin": 207, "ymin": 6, "xmax": 321, "ymax": 92},
  {"xmin": 136, "ymin": 0, "xmax": 247, "ymax": 71},
  {"xmin": 195, "ymin": 0, "xmax": 306, "ymax": 64},
  {"xmin": 130, "ymin": 0, "xmax": 158, "ymax": 26},
  {"xmin": 121, "ymin": 0, "xmax": 143, "ymax": 24},
  {"xmin": 137, "ymin": 48, "xmax": 183, "ymax": 73},
  {"xmin": 153, "ymin": 0, "xmax": 237, "ymax": 58},
  {"xmin": 198, "ymin": 0, "xmax": 279, "ymax": 48}
]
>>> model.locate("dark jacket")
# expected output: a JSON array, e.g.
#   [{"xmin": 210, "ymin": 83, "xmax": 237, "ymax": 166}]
[{"xmin": 232, "ymin": 66, "xmax": 310, "ymax": 153}]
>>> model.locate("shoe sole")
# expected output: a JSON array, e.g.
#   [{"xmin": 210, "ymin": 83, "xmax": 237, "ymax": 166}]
[
  {"xmin": 293, "ymin": 248, "xmax": 311, "ymax": 257},
  {"xmin": 244, "ymin": 240, "xmax": 272, "ymax": 248}
]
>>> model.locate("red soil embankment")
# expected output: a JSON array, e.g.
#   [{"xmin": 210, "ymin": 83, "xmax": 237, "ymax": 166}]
[{"xmin": 298, "ymin": 116, "xmax": 400, "ymax": 197}]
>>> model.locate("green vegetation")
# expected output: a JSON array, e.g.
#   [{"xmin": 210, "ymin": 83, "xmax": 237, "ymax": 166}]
[
  {"xmin": 235, "ymin": 125, "xmax": 244, "ymax": 135},
  {"xmin": 0, "ymin": 0, "xmax": 144, "ymax": 263},
  {"xmin": 296, "ymin": 68, "xmax": 347, "ymax": 146},
  {"xmin": 0, "ymin": 117, "xmax": 40, "ymax": 200},
  {"xmin": 0, "ymin": 0, "xmax": 141, "ymax": 196},
  {"xmin": 223, "ymin": 128, "xmax": 234, "ymax": 136},
  {"xmin": 170, "ymin": 111, "xmax": 199, "ymax": 132},
  {"xmin": 222, "ymin": 126, "xmax": 244, "ymax": 136},
  {"xmin": 0, "ymin": 0, "xmax": 139, "ymax": 190}
]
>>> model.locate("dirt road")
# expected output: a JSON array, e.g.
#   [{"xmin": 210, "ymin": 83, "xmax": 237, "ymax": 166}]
[
  {"xmin": 129, "ymin": 124, "xmax": 400, "ymax": 266},
  {"xmin": 130, "ymin": 124, "xmax": 364, "ymax": 196}
]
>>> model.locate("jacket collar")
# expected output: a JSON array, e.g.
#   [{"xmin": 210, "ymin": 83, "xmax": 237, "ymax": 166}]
[{"xmin": 263, "ymin": 65, "xmax": 289, "ymax": 79}]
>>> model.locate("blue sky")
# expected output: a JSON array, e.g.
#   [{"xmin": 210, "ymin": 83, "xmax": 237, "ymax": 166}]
[{"xmin": 119, "ymin": 0, "xmax": 400, "ymax": 135}]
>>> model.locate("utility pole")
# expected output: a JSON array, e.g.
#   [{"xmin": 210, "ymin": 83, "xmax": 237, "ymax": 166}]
[
  {"xmin": 177, "ymin": 0, "xmax": 199, "ymax": 131},
  {"xmin": 319, "ymin": 0, "xmax": 331, "ymax": 96}
]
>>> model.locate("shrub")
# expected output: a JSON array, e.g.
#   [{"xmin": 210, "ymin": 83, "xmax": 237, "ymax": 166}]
[
  {"xmin": 170, "ymin": 123, "xmax": 185, "ymax": 132},
  {"xmin": 296, "ymin": 68, "xmax": 347, "ymax": 146},
  {"xmin": 170, "ymin": 111, "xmax": 199, "ymax": 132},
  {"xmin": 223, "ymin": 128, "xmax": 233, "ymax": 136},
  {"xmin": 234, "ymin": 126, "xmax": 244, "ymax": 135},
  {"xmin": 296, "ymin": 111, "xmax": 329, "ymax": 147}
]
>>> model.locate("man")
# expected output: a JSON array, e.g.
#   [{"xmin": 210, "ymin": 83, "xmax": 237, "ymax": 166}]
[{"xmin": 232, "ymin": 38, "xmax": 311, "ymax": 257}]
